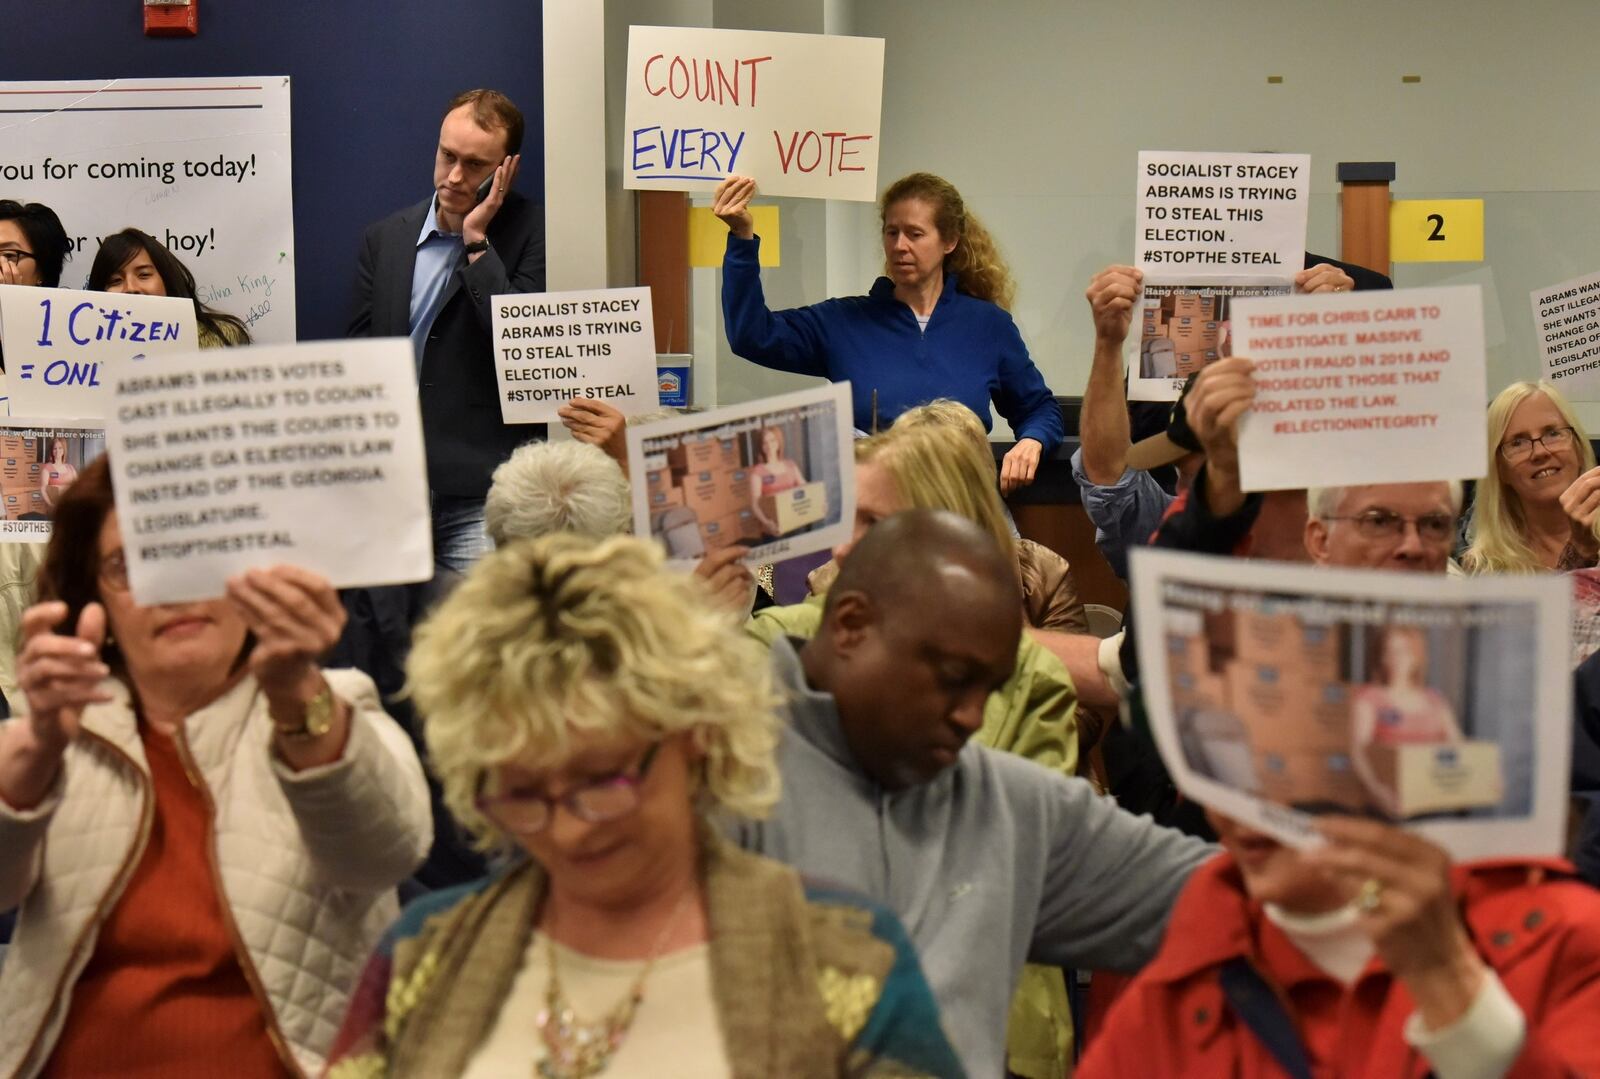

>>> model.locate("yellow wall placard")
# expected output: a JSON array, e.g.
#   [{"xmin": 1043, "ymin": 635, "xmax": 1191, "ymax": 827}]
[
  {"xmin": 688, "ymin": 205, "xmax": 780, "ymax": 268},
  {"xmin": 1389, "ymin": 199, "xmax": 1484, "ymax": 263}
]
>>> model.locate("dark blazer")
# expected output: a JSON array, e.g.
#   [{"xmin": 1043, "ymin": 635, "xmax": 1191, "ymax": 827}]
[{"xmin": 348, "ymin": 192, "xmax": 546, "ymax": 498}]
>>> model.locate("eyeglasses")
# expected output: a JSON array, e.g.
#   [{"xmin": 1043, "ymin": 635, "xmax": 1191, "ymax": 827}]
[
  {"xmin": 0, "ymin": 249, "xmax": 37, "ymax": 267},
  {"xmin": 1321, "ymin": 509, "xmax": 1455, "ymax": 543},
  {"xmin": 476, "ymin": 742, "xmax": 662, "ymax": 834},
  {"xmin": 98, "ymin": 549, "xmax": 130, "ymax": 592},
  {"xmin": 1499, "ymin": 426, "xmax": 1576, "ymax": 462}
]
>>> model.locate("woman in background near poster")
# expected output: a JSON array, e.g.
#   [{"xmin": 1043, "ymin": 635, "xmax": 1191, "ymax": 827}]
[
  {"xmin": 1078, "ymin": 809, "xmax": 1600, "ymax": 1076},
  {"xmin": 87, "ymin": 228, "xmax": 252, "ymax": 348},
  {"xmin": 713, "ymin": 172, "xmax": 1064, "ymax": 494},
  {"xmin": 1351, "ymin": 624, "xmax": 1464, "ymax": 816},
  {"xmin": 1464, "ymin": 379, "xmax": 1600, "ymax": 573},
  {"xmin": 747, "ymin": 425, "xmax": 808, "ymax": 537},
  {"xmin": 0, "ymin": 456, "xmax": 431, "ymax": 1077},
  {"xmin": 38, "ymin": 437, "xmax": 77, "ymax": 510}
]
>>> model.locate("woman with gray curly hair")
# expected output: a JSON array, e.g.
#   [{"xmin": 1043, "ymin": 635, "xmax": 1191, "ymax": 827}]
[{"xmin": 325, "ymin": 533, "xmax": 962, "ymax": 1079}]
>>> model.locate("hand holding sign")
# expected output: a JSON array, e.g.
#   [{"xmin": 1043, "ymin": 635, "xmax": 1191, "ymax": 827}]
[
  {"xmin": 1185, "ymin": 357, "xmax": 1257, "ymax": 517},
  {"xmin": 558, "ymin": 397, "xmax": 629, "ymax": 470},
  {"xmin": 1559, "ymin": 465, "xmax": 1600, "ymax": 563},
  {"xmin": 15, "ymin": 600, "xmax": 111, "ymax": 751},
  {"xmin": 1085, "ymin": 265, "xmax": 1143, "ymax": 346},
  {"xmin": 711, "ymin": 175, "xmax": 757, "ymax": 240},
  {"xmin": 225, "ymin": 565, "xmax": 346, "ymax": 701},
  {"xmin": 1307, "ymin": 817, "xmax": 1486, "ymax": 1030},
  {"xmin": 1295, "ymin": 263, "xmax": 1354, "ymax": 294}
]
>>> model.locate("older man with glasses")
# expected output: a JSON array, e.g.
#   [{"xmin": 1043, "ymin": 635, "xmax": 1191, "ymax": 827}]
[{"xmin": 1304, "ymin": 482, "xmax": 1463, "ymax": 574}]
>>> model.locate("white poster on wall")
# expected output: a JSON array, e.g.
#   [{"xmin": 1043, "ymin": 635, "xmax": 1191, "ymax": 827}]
[
  {"xmin": 0, "ymin": 77, "xmax": 295, "ymax": 342},
  {"xmin": 624, "ymin": 26, "xmax": 884, "ymax": 201}
]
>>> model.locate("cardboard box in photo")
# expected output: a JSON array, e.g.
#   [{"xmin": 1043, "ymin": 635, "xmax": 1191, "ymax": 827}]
[{"xmin": 625, "ymin": 382, "xmax": 854, "ymax": 570}]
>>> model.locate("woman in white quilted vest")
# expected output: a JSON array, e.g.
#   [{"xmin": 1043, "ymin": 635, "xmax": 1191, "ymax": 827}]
[{"xmin": 0, "ymin": 455, "xmax": 432, "ymax": 1078}]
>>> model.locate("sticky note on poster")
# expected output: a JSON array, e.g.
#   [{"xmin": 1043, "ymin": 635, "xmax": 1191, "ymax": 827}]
[
  {"xmin": 624, "ymin": 25, "xmax": 884, "ymax": 201},
  {"xmin": 689, "ymin": 205, "xmax": 780, "ymax": 267},
  {"xmin": 491, "ymin": 287, "xmax": 659, "ymax": 424},
  {"xmin": 1530, "ymin": 271, "xmax": 1600, "ymax": 399},
  {"xmin": 1135, "ymin": 151, "xmax": 1310, "ymax": 276},
  {"xmin": 625, "ymin": 381, "xmax": 854, "ymax": 570},
  {"xmin": 106, "ymin": 338, "xmax": 432, "ymax": 604},
  {"xmin": 1390, "ymin": 199, "xmax": 1484, "ymax": 263},
  {"xmin": 0, "ymin": 287, "xmax": 197, "ymax": 419},
  {"xmin": 1232, "ymin": 286, "xmax": 1487, "ymax": 492},
  {"xmin": 0, "ymin": 418, "xmax": 106, "ymax": 542}
]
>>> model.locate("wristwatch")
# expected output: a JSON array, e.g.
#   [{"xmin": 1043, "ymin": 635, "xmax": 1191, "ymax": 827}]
[
  {"xmin": 274, "ymin": 683, "xmax": 336, "ymax": 742},
  {"xmin": 463, "ymin": 238, "xmax": 490, "ymax": 255}
]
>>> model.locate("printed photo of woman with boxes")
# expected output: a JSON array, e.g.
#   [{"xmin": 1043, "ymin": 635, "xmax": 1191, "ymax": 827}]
[
  {"xmin": 0, "ymin": 423, "xmax": 104, "ymax": 536},
  {"xmin": 1164, "ymin": 593, "xmax": 1531, "ymax": 824},
  {"xmin": 638, "ymin": 387, "xmax": 846, "ymax": 562}
]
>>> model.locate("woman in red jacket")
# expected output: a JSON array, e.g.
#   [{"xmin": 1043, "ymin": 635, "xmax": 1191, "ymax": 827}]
[{"xmin": 1079, "ymin": 812, "xmax": 1600, "ymax": 1077}]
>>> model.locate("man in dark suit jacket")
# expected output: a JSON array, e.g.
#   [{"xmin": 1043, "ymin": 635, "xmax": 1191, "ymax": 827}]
[{"xmin": 349, "ymin": 88, "xmax": 545, "ymax": 574}]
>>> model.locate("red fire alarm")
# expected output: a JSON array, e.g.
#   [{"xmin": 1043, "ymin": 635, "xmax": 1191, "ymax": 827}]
[{"xmin": 144, "ymin": 0, "xmax": 198, "ymax": 37}]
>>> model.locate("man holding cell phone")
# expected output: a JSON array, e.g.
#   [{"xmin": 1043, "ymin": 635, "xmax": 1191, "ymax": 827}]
[{"xmin": 349, "ymin": 88, "xmax": 546, "ymax": 575}]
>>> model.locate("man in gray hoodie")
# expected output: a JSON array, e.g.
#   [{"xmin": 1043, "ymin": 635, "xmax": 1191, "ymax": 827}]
[{"xmin": 735, "ymin": 509, "xmax": 1213, "ymax": 1078}]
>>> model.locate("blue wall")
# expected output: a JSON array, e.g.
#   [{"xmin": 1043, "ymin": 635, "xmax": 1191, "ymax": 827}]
[{"xmin": 0, "ymin": 1, "xmax": 544, "ymax": 342}]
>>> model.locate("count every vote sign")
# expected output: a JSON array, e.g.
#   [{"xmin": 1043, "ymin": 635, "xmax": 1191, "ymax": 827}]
[{"xmin": 624, "ymin": 25, "xmax": 884, "ymax": 202}]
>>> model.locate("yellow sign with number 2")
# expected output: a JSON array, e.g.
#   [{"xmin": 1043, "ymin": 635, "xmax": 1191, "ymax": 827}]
[{"xmin": 1389, "ymin": 199, "xmax": 1484, "ymax": 263}]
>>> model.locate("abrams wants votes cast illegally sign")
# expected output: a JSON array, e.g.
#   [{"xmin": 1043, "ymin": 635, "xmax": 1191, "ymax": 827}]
[
  {"xmin": 624, "ymin": 25, "xmax": 884, "ymax": 201},
  {"xmin": 491, "ymin": 287, "xmax": 659, "ymax": 423},
  {"xmin": 1531, "ymin": 270, "xmax": 1600, "ymax": 401},
  {"xmin": 105, "ymin": 338, "xmax": 431, "ymax": 605},
  {"xmin": 0, "ymin": 286, "xmax": 197, "ymax": 419}
]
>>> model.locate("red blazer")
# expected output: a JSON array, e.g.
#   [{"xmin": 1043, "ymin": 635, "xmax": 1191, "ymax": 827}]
[{"xmin": 1079, "ymin": 854, "xmax": 1600, "ymax": 1078}]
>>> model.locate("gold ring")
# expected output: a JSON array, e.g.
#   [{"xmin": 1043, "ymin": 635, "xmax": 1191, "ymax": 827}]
[{"xmin": 1358, "ymin": 877, "xmax": 1384, "ymax": 912}]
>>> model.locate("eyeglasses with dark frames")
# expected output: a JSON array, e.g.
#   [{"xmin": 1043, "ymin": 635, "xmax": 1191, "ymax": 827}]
[
  {"xmin": 1499, "ymin": 426, "xmax": 1576, "ymax": 462},
  {"xmin": 476, "ymin": 742, "xmax": 663, "ymax": 834},
  {"xmin": 1321, "ymin": 509, "xmax": 1455, "ymax": 543}
]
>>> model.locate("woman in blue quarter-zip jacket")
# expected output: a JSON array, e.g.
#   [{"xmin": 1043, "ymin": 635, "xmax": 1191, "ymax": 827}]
[{"xmin": 714, "ymin": 171, "xmax": 1064, "ymax": 494}]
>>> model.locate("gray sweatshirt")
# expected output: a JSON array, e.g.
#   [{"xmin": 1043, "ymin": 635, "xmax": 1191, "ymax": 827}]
[{"xmin": 735, "ymin": 637, "xmax": 1214, "ymax": 1079}]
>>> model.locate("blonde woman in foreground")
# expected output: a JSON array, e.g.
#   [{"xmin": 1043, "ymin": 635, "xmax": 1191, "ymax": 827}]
[
  {"xmin": 1464, "ymin": 379, "xmax": 1600, "ymax": 573},
  {"xmin": 325, "ymin": 534, "xmax": 962, "ymax": 1079}
]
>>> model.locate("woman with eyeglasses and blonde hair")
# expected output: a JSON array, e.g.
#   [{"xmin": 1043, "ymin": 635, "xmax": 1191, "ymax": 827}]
[
  {"xmin": 325, "ymin": 533, "xmax": 960, "ymax": 1079},
  {"xmin": 1463, "ymin": 380, "xmax": 1600, "ymax": 574}
]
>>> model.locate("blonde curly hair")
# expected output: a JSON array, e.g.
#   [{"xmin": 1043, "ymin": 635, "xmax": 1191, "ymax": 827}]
[
  {"xmin": 880, "ymin": 172, "xmax": 1015, "ymax": 310},
  {"xmin": 407, "ymin": 533, "xmax": 782, "ymax": 853}
]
